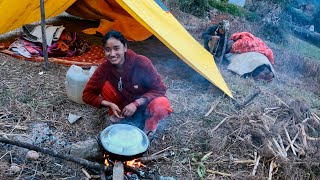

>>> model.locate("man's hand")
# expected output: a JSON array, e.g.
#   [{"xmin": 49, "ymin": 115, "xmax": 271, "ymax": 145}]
[
  {"xmin": 121, "ymin": 103, "xmax": 137, "ymax": 117},
  {"xmin": 211, "ymin": 35, "xmax": 220, "ymax": 41}
]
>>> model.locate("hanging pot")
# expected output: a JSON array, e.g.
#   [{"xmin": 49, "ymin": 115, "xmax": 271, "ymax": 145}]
[{"xmin": 99, "ymin": 124, "xmax": 150, "ymax": 161}]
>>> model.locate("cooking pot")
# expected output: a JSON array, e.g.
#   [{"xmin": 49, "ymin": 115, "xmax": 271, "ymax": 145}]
[{"xmin": 99, "ymin": 124, "xmax": 150, "ymax": 161}]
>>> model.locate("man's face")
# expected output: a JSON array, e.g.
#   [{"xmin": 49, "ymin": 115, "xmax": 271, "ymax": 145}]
[
  {"xmin": 104, "ymin": 37, "xmax": 127, "ymax": 66},
  {"xmin": 218, "ymin": 28, "xmax": 225, "ymax": 34}
]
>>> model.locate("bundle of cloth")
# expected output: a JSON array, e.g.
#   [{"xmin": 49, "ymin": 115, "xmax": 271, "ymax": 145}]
[
  {"xmin": 230, "ymin": 32, "xmax": 274, "ymax": 64},
  {"xmin": 8, "ymin": 25, "xmax": 91, "ymax": 58},
  {"xmin": 226, "ymin": 32, "xmax": 275, "ymax": 82}
]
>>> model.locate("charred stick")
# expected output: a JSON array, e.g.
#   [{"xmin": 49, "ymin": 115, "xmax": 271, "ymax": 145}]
[
  {"xmin": 0, "ymin": 137, "xmax": 111, "ymax": 172},
  {"xmin": 241, "ymin": 88, "xmax": 261, "ymax": 107},
  {"xmin": 234, "ymin": 88, "xmax": 261, "ymax": 109},
  {"xmin": 139, "ymin": 151, "xmax": 175, "ymax": 162}
]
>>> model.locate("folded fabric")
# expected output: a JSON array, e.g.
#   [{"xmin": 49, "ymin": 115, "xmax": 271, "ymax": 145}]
[
  {"xmin": 8, "ymin": 39, "xmax": 31, "ymax": 58},
  {"xmin": 23, "ymin": 25, "xmax": 65, "ymax": 46},
  {"xmin": 226, "ymin": 52, "xmax": 275, "ymax": 76}
]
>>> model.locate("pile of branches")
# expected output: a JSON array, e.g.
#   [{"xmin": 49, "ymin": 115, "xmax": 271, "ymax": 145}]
[{"xmin": 208, "ymin": 98, "xmax": 320, "ymax": 179}]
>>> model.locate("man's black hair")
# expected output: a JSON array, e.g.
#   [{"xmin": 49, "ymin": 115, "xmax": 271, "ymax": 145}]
[{"xmin": 102, "ymin": 30, "xmax": 128, "ymax": 47}]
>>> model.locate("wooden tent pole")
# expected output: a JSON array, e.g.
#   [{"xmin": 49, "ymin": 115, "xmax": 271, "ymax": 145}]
[{"xmin": 40, "ymin": 0, "xmax": 49, "ymax": 69}]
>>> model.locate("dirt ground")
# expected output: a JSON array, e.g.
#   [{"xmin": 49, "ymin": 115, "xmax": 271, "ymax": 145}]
[{"xmin": 0, "ymin": 10, "xmax": 320, "ymax": 180}]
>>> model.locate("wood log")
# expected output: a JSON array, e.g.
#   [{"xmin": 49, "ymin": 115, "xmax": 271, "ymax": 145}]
[
  {"xmin": 291, "ymin": 24, "xmax": 320, "ymax": 48},
  {"xmin": 0, "ymin": 137, "xmax": 111, "ymax": 172}
]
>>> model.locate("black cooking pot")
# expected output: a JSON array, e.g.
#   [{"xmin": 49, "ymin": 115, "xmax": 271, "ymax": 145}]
[{"xmin": 98, "ymin": 124, "xmax": 150, "ymax": 161}]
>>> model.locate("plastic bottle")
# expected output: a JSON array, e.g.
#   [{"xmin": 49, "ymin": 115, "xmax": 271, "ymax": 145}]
[{"xmin": 65, "ymin": 65, "xmax": 97, "ymax": 104}]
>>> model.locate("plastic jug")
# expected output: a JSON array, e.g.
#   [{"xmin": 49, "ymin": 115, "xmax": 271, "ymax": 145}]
[{"xmin": 65, "ymin": 65, "xmax": 97, "ymax": 104}]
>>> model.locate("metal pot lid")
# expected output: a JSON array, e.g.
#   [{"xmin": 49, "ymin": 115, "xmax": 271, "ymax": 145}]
[{"xmin": 100, "ymin": 124, "xmax": 150, "ymax": 156}]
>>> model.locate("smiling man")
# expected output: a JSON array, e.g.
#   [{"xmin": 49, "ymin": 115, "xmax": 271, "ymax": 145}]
[{"xmin": 82, "ymin": 30, "xmax": 172, "ymax": 136}]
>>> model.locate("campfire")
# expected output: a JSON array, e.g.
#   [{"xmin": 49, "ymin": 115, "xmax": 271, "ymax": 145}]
[{"xmin": 102, "ymin": 154, "xmax": 154, "ymax": 180}]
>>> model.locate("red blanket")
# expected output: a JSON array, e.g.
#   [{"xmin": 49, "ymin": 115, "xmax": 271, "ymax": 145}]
[{"xmin": 230, "ymin": 32, "xmax": 274, "ymax": 64}]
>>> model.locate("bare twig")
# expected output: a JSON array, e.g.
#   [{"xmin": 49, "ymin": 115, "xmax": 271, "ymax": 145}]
[
  {"xmin": 251, "ymin": 155, "xmax": 261, "ymax": 176},
  {"xmin": 274, "ymin": 95, "xmax": 289, "ymax": 108},
  {"xmin": 139, "ymin": 151, "xmax": 175, "ymax": 162},
  {"xmin": 32, "ymin": 161, "xmax": 39, "ymax": 179},
  {"xmin": 0, "ymin": 124, "xmax": 28, "ymax": 131},
  {"xmin": 285, "ymin": 129, "xmax": 300, "ymax": 152},
  {"xmin": 277, "ymin": 134, "xmax": 287, "ymax": 157},
  {"xmin": 311, "ymin": 112, "xmax": 320, "ymax": 124},
  {"xmin": 267, "ymin": 142, "xmax": 278, "ymax": 157},
  {"xmin": 211, "ymin": 116, "xmax": 232, "ymax": 133},
  {"xmin": 205, "ymin": 101, "xmax": 220, "ymax": 117},
  {"xmin": 272, "ymin": 138, "xmax": 287, "ymax": 159},
  {"xmin": 268, "ymin": 160, "xmax": 274, "ymax": 180},
  {"xmin": 215, "ymin": 111, "xmax": 230, "ymax": 117},
  {"xmin": 302, "ymin": 118, "xmax": 314, "ymax": 123},
  {"xmin": 233, "ymin": 160, "xmax": 255, "ymax": 164},
  {"xmin": 299, "ymin": 124, "xmax": 308, "ymax": 148},
  {"xmin": 284, "ymin": 127, "xmax": 297, "ymax": 156},
  {"xmin": 265, "ymin": 107, "xmax": 281, "ymax": 111},
  {"xmin": 81, "ymin": 168, "xmax": 91, "ymax": 179},
  {"xmin": 9, "ymin": 117, "xmax": 22, "ymax": 133},
  {"xmin": 306, "ymin": 136, "xmax": 320, "ymax": 140},
  {"xmin": 207, "ymin": 170, "xmax": 232, "ymax": 177},
  {"xmin": 0, "ymin": 151, "xmax": 10, "ymax": 161},
  {"xmin": 151, "ymin": 146, "xmax": 172, "ymax": 156}
]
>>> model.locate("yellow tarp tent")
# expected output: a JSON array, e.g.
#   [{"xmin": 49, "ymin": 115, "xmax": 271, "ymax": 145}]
[{"xmin": 0, "ymin": 0, "xmax": 233, "ymax": 97}]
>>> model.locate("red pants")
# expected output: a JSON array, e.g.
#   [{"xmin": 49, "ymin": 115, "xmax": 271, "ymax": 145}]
[{"xmin": 101, "ymin": 81, "xmax": 172, "ymax": 131}]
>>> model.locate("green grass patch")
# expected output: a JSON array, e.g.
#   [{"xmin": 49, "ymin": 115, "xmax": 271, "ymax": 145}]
[
  {"xmin": 287, "ymin": 35, "xmax": 320, "ymax": 61},
  {"xmin": 208, "ymin": 0, "xmax": 242, "ymax": 16},
  {"xmin": 178, "ymin": 0, "xmax": 210, "ymax": 17},
  {"xmin": 208, "ymin": 0, "xmax": 261, "ymax": 22}
]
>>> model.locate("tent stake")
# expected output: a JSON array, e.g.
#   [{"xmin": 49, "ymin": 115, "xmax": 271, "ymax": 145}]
[{"xmin": 40, "ymin": 0, "xmax": 49, "ymax": 69}]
